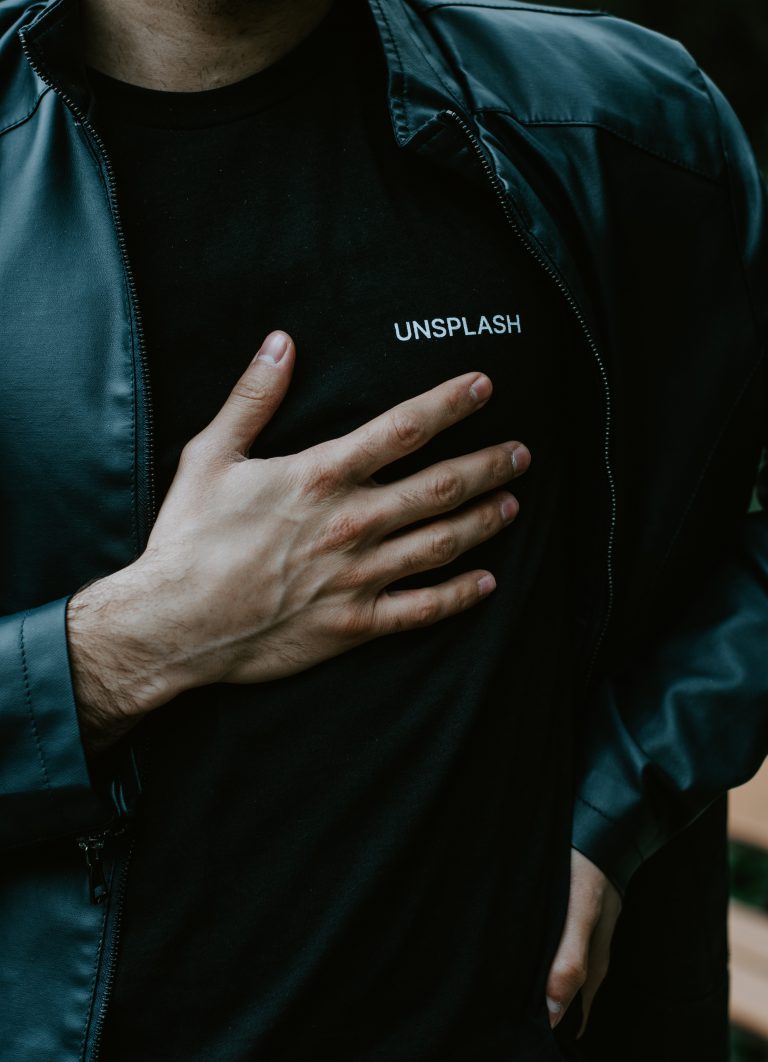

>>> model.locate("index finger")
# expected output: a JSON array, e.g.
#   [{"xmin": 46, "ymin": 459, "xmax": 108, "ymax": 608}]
[{"xmin": 330, "ymin": 372, "xmax": 493, "ymax": 482}]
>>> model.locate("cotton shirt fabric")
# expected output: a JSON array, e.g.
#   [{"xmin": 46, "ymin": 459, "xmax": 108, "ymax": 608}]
[{"xmin": 92, "ymin": 3, "xmax": 586, "ymax": 1058}]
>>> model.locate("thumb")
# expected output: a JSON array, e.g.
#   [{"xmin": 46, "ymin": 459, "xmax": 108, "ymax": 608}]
[{"xmin": 202, "ymin": 330, "xmax": 295, "ymax": 456}]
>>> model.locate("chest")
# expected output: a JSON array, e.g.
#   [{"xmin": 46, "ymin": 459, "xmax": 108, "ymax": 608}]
[{"xmin": 98, "ymin": 94, "xmax": 581, "ymax": 499}]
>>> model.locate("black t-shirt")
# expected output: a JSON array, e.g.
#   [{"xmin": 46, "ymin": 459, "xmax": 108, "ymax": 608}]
[{"xmin": 92, "ymin": 4, "xmax": 586, "ymax": 1059}]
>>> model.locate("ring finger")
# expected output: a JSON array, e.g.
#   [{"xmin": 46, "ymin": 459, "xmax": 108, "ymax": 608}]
[
  {"xmin": 367, "ymin": 490, "xmax": 519, "ymax": 587},
  {"xmin": 364, "ymin": 442, "xmax": 530, "ymax": 537}
]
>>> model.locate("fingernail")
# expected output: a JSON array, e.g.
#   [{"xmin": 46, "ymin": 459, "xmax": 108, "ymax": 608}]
[
  {"xmin": 257, "ymin": 331, "xmax": 288, "ymax": 365},
  {"xmin": 500, "ymin": 497, "xmax": 518, "ymax": 523},
  {"xmin": 507, "ymin": 443, "xmax": 529, "ymax": 474},
  {"xmin": 469, "ymin": 375, "xmax": 491, "ymax": 403},
  {"xmin": 477, "ymin": 574, "xmax": 496, "ymax": 597},
  {"xmin": 546, "ymin": 998, "xmax": 564, "ymax": 1028}
]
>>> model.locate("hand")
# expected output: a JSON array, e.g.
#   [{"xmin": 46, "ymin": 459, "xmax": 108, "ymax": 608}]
[
  {"xmin": 68, "ymin": 330, "xmax": 530, "ymax": 751},
  {"xmin": 545, "ymin": 848, "xmax": 622, "ymax": 1037}
]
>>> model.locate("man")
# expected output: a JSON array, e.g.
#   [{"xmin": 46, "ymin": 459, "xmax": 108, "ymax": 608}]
[{"xmin": 0, "ymin": 1, "xmax": 764, "ymax": 1060}]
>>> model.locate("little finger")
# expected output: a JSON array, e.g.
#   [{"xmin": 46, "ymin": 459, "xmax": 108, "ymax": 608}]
[{"xmin": 371, "ymin": 569, "xmax": 498, "ymax": 634}]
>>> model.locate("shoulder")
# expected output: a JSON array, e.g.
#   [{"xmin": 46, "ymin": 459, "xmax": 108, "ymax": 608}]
[
  {"xmin": 413, "ymin": 0, "xmax": 724, "ymax": 178},
  {"xmin": 415, "ymin": 0, "xmax": 703, "ymax": 115}
]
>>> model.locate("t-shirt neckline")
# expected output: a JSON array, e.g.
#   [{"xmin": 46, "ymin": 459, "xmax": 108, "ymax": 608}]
[{"xmin": 86, "ymin": 0, "xmax": 365, "ymax": 130}]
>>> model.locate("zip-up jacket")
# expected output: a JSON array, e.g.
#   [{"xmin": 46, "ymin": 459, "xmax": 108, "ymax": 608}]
[{"xmin": 0, "ymin": 0, "xmax": 766, "ymax": 1058}]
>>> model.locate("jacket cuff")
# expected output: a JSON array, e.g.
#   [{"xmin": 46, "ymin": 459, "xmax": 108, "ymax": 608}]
[
  {"xmin": 568, "ymin": 676, "xmax": 673, "ymax": 898},
  {"xmin": 18, "ymin": 596, "xmax": 92, "ymax": 792},
  {"xmin": 0, "ymin": 597, "xmax": 90, "ymax": 795},
  {"xmin": 0, "ymin": 597, "xmax": 120, "ymax": 846},
  {"xmin": 571, "ymin": 795, "xmax": 645, "ymax": 897}
]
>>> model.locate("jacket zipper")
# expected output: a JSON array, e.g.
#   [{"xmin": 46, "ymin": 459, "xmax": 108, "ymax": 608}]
[
  {"xmin": 71, "ymin": 821, "xmax": 133, "ymax": 1059},
  {"xmin": 86, "ymin": 838, "xmax": 135, "ymax": 1061},
  {"xmin": 19, "ymin": 26, "xmax": 157, "ymax": 1062},
  {"xmin": 77, "ymin": 832, "xmax": 111, "ymax": 905},
  {"xmin": 443, "ymin": 110, "xmax": 617, "ymax": 679}
]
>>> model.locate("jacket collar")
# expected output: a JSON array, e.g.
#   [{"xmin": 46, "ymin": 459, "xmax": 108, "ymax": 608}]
[
  {"xmin": 366, "ymin": 0, "xmax": 467, "ymax": 144},
  {"xmin": 8, "ymin": 0, "xmax": 605, "ymax": 355}
]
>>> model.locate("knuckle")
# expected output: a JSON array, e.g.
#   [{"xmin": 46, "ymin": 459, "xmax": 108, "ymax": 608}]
[
  {"xmin": 477, "ymin": 503, "xmax": 498, "ymax": 536},
  {"xmin": 303, "ymin": 457, "xmax": 343, "ymax": 500},
  {"xmin": 413, "ymin": 596, "xmax": 440, "ymax": 626},
  {"xmin": 552, "ymin": 958, "xmax": 588, "ymax": 991},
  {"xmin": 444, "ymin": 386, "xmax": 463, "ymax": 418},
  {"xmin": 328, "ymin": 605, "xmax": 371, "ymax": 640},
  {"xmin": 490, "ymin": 450, "xmax": 513, "ymax": 483},
  {"xmin": 321, "ymin": 511, "xmax": 367, "ymax": 552},
  {"xmin": 429, "ymin": 528, "xmax": 458, "ymax": 565},
  {"xmin": 231, "ymin": 378, "xmax": 271, "ymax": 406},
  {"xmin": 334, "ymin": 563, "xmax": 369, "ymax": 593},
  {"xmin": 390, "ymin": 411, "xmax": 424, "ymax": 450},
  {"xmin": 179, "ymin": 434, "xmax": 214, "ymax": 469},
  {"xmin": 379, "ymin": 606, "xmax": 407, "ymax": 635},
  {"xmin": 457, "ymin": 579, "xmax": 479, "ymax": 611},
  {"xmin": 431, "ymin": 471, "xmax": 463, "ymax": 508}
]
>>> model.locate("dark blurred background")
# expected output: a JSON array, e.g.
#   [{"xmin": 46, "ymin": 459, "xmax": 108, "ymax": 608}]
[
  {"xmin": 526, "ymin": 3, "xmax": 768, "ymax": 1058},
  {"xmin": 532, "ymin": 0, "xmax": 768, "ymax": 166}
]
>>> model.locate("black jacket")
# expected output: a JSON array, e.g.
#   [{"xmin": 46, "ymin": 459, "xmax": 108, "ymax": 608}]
[{"xmin": 0, "ymin": 0, "xmax": 765, "ymax": 1058}]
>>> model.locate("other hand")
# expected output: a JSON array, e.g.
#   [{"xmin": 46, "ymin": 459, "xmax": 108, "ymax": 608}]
[{"xmin": 545, "ymin": 848, "xmax": 622, "ymax": 1037}]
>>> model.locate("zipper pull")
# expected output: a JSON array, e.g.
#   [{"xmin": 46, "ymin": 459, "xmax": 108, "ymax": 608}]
[{"xmin": 77, "ymin": 835, "xmax": 110, "ymax": 905}]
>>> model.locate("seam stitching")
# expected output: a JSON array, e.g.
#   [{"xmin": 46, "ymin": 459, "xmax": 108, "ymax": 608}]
[
  {"xmin": 27, "ymin": 0, "xmax": 70, "ymax": 43},
  {"xmin": 699, "ymin": 67, "xmax": 767, "ymax": 346},
  {"xmin": 0, "ymin": 84, "xmax": 51, "ymax": 138},
  {"xmin": 20, "ymin": 612, "xmax": 51, "ymax": 790},
  {"xmin": 575, "ymin": 794, "xmax": 619, "ymax": 827},
  {"xmin": 575, "ymin": 795, "xmax": 645, "ymax": 863},
  {"xmin": 475, "ymin": 109, "xmax": 717, "ymax": 181},
  {"xmin": 22, "ymin": 12, "xmax": 142, "ymax": 557},
  {"xmin": 66, "ymin": 128, "xmax": 141, "ymax": 556},
  {"xmin": 407, "ymin": 5, "xmax": 468, "ymax": 113},
  {"xmin": 368, "ymin": 0, "xmax": 410, "ymax": 140},
  {"xmin": 422, "ymin": 2, "xmax": 604, "ymax": 15}
]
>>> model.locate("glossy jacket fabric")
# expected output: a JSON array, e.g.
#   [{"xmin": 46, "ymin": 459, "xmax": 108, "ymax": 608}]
[
  {"xmin": 572, "ymin": 511, "xmax": 768, "ymax": 894},
  {"xmin": 0, "ymin": 0, "xmax": 766, "ymax": 1058}
]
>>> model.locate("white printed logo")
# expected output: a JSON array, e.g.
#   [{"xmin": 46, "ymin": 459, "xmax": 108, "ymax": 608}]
[{"xmin": 393, "ymin": 314, "xmax": 522, "ymax": 342}]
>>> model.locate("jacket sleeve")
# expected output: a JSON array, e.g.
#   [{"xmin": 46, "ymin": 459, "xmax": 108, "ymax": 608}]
[
  {"xmin": 0, "ymin": 597, "xmax": 125, "ymax": 849},
  {"xmin": 572, "ymin": 73, "xmax": 768, "ymax": 897},
  {"xmin": 572, "ymin": 511, "xmax": 768, "ymax": 895}
]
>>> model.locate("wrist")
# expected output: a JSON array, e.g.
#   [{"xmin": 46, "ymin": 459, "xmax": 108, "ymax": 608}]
[{"xmin": 66, "ymin": 563, "xmax": 185, "ymax": 752}]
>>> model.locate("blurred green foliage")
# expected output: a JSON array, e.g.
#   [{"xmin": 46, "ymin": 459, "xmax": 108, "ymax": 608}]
[
  {"xmin": 531, "ymin": 0, "xmax": 768, "ymax": 166},
  {"xmin": 730, "ymin": 843, "xmax": 768, "ymax": 912},
  {"xmin": 730, "ymin": 838, "xmax": 768, "ymax": 1062},
  {"xmin": 730, "ymin": 841, "xmax": 768, "ymax": 1062},
  {"xmin": 732, "ymin": 1029, "xmax": 768, "ymax": 1062}
]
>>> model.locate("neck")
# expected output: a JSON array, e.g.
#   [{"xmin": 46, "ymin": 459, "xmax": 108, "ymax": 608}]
[{"xmin": 82, "ymin": 0, "xmax": 337, "ymax": 91}]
